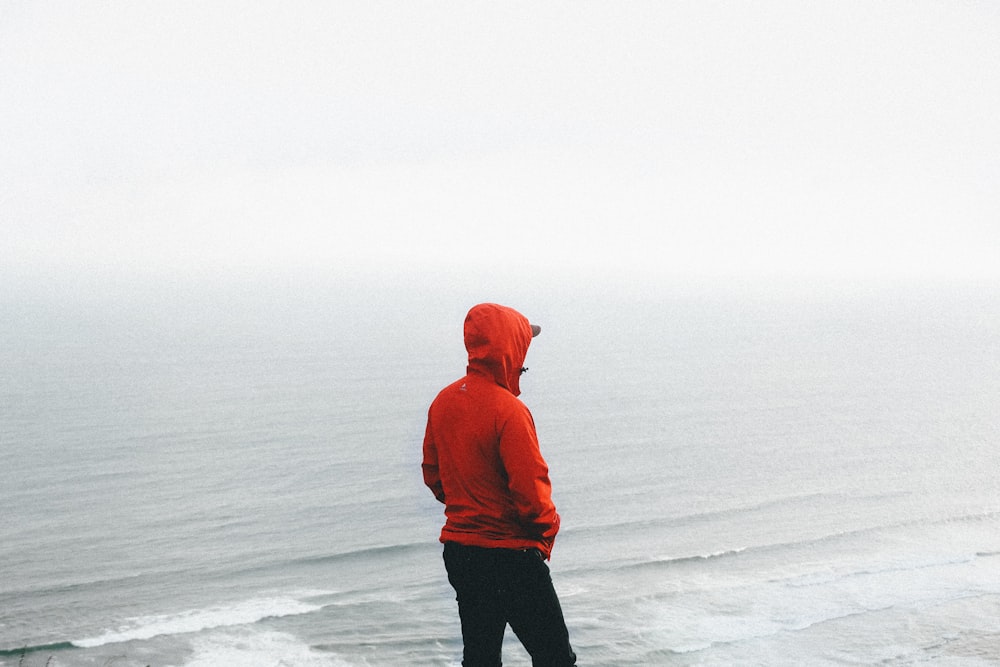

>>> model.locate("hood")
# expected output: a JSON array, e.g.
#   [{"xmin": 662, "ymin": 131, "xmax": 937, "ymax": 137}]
[{"xmin": 464, "ymin": 303, "xmax": 536, "ymax": 396}]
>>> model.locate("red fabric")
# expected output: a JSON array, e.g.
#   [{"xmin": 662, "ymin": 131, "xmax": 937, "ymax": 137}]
[{"xmin": 423, "ymin": 304, "xmax": 560, "ymax": 558}]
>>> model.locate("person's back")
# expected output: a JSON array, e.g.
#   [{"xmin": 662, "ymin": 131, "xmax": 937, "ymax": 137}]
[{"xmin": 423, "ymin": 303, "xmax": 576, "ymax": 667}]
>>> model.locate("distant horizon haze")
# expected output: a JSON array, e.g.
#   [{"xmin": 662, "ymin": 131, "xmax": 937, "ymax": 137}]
[{"xmin": 2, "ymin": 2, "xmax": 998, "ymax": 286}]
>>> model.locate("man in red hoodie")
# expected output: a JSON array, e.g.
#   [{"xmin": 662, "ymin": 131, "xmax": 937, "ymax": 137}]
[{"xmin": 423, "ymin": 303, "xmax": 577, "ymax": 667}]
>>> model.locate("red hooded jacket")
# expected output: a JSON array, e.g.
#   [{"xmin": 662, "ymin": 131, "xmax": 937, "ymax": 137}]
[{"xmin": 422, "ymin": 303, "xmax": 561, "ymax": 558}]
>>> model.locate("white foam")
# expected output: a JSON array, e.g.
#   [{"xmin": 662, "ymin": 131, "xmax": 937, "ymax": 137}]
[
  {"xmin": 73, "ymin": 594, "xmax": 323, "ymax": 648},
  {"xmin": 646, "ymin": 545, "xmax": 1000, "ymax": 655},
  {"xmin": 174, "ymin": 629, "xmax": 353, "ymax": 667}
]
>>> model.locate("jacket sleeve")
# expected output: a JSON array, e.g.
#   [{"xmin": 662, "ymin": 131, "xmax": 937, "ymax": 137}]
[
  {"xmin": 498, "ymin": 404, "xmax": 560, "ymax": 550},
  {"xmin": 422, "ymin": 414, "xmax": 445, "ymax": 503}
]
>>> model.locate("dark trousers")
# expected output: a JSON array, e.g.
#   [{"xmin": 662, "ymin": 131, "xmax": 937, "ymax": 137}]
[{"xmin": 443, "ymin": 542, "xmax": 577, "ymax": 667}]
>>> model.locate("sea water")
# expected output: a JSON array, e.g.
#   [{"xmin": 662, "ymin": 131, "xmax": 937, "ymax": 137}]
[{"xmin": 2, "ymin": 273, "xmax": 999, "ymax": 666}]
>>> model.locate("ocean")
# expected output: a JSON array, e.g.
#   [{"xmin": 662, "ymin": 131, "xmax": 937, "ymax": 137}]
[{"xmin": 2, "ymin": 272, "xmax": 999, "ymax": 666}]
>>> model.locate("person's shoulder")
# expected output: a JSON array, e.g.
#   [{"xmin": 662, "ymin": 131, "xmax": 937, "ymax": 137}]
[
  {"xmin": 493, "ymin": 385, "xmax": 530, "ymax": 414},
  {"xmin": 429, "ymin": 376, "xmax": 466, "ymax": 403}
]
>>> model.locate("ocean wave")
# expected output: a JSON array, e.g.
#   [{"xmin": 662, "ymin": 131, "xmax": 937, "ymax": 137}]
[
  {"xmin": 5, "ymin": 542, "xmax": 434, "ymax": 607},
  {"xmin": 781, "ymin": 553, "xmax": 981, "ymax": 589},
  {"xmin": 623, "ymin": 547, "xmax": 751, "ymax": 572},
  {"xmin": 70, "ymin": 594, "xmax": 325, "ymax": 649},
  {"xmin": 657, "ymin": 604, "xmax": 892, "ymax": 656},
  {"xmin": 0, "ymin": 571, "xmax": 154, "ymax": 602},
  {"xmin": 177, "ymin": 629, "xmax": 355, "ymax": 667},
  {"xmin": 562, "ymin": 490, "xmax": 918, "ymax": 538},
  {"xmin": 609, "ymin": 509, "xmax": 1000, "ymax": 578},
  {"xmin": 285, "ymin": 541, "xmax": 430, "ymax": 568},
  {"xmin": 938, "ymin": 508, "xmax": 1000, "ymax": 525},
  {"xmin": 0, "ymin": 641, "xmax": 75, "ymax": 658},
  {"xmin": 230, "ymin": 541, "xmax": 433, "ymax": 580}
]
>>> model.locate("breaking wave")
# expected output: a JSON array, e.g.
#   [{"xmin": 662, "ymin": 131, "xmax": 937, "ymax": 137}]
[{"xmin": 71, "ymin": 594, "xmax": 325, "ymax": 649}]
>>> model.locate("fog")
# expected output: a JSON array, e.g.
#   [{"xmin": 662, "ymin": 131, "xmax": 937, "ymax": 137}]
[{"xmin": 3, "ymin": 2, "xmax": 999, "ymax": 291}]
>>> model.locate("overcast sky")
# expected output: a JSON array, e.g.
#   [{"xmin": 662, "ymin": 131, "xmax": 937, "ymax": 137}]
[{"xmin": 2, "ymin": 1, "xmax": 999, "ymax": 287}]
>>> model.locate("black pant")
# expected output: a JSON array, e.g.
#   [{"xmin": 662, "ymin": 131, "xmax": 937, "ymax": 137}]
[{"xmin": 443, "ymin": 542, "xmax": 577, "ymax": 667}]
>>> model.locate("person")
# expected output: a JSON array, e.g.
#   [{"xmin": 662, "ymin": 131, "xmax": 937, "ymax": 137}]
[{"xmin": 422, "ymin": 303, "xmax": 577, "ymax": 667}]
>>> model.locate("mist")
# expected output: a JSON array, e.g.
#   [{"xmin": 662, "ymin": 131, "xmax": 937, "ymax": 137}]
[{"xmin": 3, "ymin": 2, "xmax": 999, "ymax": 289}]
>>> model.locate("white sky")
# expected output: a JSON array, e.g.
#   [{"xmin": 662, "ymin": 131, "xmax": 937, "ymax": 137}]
[{"xmin": 2, "ymin": 1, "xmax": 999, "ymax": 286}]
